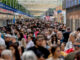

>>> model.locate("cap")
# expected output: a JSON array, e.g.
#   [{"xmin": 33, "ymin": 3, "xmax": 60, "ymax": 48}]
[
  {"xmin": 5, "ymin": 34, "xmax": 11, "ymax": 37},
  {"xmin": 11, "ymin": 35, "xmax": 16, "ymax": 38}
]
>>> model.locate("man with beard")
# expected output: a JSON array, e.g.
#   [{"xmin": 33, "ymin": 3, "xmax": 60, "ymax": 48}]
[{"xmin": 27, "ymin": 35, "xmax": 50, "ymax": 60}]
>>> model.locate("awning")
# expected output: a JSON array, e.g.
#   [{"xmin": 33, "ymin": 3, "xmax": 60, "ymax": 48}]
[{"xmin": 0, "ymin": 2, "xmax": 32, "ymax": 17}]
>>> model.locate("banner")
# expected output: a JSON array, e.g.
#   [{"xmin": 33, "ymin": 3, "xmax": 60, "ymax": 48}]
[
  {"xmin": 0, "ymin": 8, "xmax": 13, "ymax": 14},
  {"xmin": 13, "ymin": 16, "xmax": 15, "ymax": 24},
  {"xmin": 0, "ymin": 2, "xmax": 16, "ymax": 12},
  {"xmin": 0, "ymin": 2, "xmax": 32, "ymax": 17}
]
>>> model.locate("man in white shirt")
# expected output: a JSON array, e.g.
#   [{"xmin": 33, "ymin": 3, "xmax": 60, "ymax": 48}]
[
  {"xmin": 26, "ymin": 40, "xmax": 34, "ymax": 49},
  {"xmin": 26, "ymin": 36, "xmax": 34, "ymax": 49},
  {"xmin": 0, "ymin": 33, "xmax": 6, "ymax": 56},
  {"xmin": 0, "ymin": 33, "xmax": 5, "ymax": 45}
]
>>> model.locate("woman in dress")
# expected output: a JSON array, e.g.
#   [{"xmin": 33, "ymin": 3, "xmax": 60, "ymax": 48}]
[{"xmin": 46, "ymin": 46, "xmax": 64, "ymax": 60}]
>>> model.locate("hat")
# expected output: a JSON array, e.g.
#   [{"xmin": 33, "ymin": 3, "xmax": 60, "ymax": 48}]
[
  {"xmin": 5, "ymin": 34, "xmax": 11, "ymax": 37},
  {"xmin": 11, "ymin": 35, "xmax": 16, "ymax": 38}
]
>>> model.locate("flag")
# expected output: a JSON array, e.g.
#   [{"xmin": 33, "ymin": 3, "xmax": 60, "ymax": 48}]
[{"xmin": 13, "ymin": 16, "xmax": 15, "ymax": 24}]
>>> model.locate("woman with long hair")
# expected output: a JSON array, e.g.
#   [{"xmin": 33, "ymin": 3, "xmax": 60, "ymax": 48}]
[
  {"xmin": 9, "ymin": 43, "xmax": 21, "ymax": 60},
  {"xmin": 46, "ymin": 46, "xmax": 64, "ymax": 60},
  {"xmin": 51, "ymin": 34, "xmax": 58, "ymax": 46}
]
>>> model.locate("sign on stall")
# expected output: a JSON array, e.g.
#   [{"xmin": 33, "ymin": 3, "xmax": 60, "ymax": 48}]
[{"xmin": 0, "ymin": 8, "xmax": 13, "ymax": 14}]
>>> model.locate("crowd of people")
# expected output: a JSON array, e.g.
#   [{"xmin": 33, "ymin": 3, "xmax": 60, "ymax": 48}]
[{"xmin": 0, "ymin": 19, "xmax": 80, "ymax": 60}]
